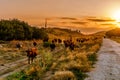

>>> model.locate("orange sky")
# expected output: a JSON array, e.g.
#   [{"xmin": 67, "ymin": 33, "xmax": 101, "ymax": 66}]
[{"xmin": 0, "ymin": 0, "xmax": 120, "ymax": 34}]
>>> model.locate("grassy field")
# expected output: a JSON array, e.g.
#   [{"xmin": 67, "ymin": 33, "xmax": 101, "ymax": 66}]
[
  {"xmin": 0, "ymin": 28, "xmax": 105, "ymax": 80},
  {"xmin": 0, "ymin": 40, "xmax": 43, "ymax": 64},
  {"xmin": 105, "ymin": 28, "xmax": 120, "ymax": 43},
  {"xmin": 109, "ymin": 37, "xmax": 120, "ymax": 43}
]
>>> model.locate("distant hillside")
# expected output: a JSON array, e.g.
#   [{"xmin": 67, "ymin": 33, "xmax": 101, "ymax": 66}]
[
  {"xmin": 45, "ymin": 28, "xmax": 83, "ymax": 39},
  {"xmin": 106, "ymin": 28, "xmax": 120, "ymax": 37},
  {"xmin": 93, "ymin": 31, "xmax": 106, "ymax": 36}
]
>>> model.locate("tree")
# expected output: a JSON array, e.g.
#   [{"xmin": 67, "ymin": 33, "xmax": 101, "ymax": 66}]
[{"xmin": 0, "ymin": 19, "xmax": 48, "ymax": 41}]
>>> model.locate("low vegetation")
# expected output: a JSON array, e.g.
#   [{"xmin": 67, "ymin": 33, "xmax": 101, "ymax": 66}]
[
  {"xmin": 0, "ymin": 19, "xmax": 104, "ymax": 80},
  {"xmin": 6, "ymin": 32, "xmax": 103, "ymax": 80},
  {"xmin": 106, "ymin": 28, "xmax": 120, "ymax": 43}
]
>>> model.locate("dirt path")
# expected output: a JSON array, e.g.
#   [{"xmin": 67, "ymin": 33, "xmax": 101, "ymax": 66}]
[
  {"xmin": 85, "ymin": 39, "xmax": 120, "ymax": 80},
  {"xmin": 0, "ymin": 58, "xmax": 28, "ymax": 79},
  {"xmin": 0, "ymin": 47, "xmax": 63, "ymax": 79}
]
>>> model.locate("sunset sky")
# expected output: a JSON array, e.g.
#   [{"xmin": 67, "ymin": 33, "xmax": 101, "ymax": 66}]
[{"xmin": 0, "ymin": 0, "xmax": 120, "ymax": 34}]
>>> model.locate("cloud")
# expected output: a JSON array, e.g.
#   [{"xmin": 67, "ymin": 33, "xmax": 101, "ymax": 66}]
[
  {"xmin": 59, "ymin": 17, "xmax": 77, "ymax": 20},
  {"xmin": 100, "ymin": 23, "xmax": 115, "ymax": 26},
  {"xmin": 71, "ymin": 21, "xmax": 87, "ymax": 25},
  {"xmin": 117, "ymin": 22, "xmax": 120, "ymax": 24},
  {"xmin": 60, "ymin": 22, "xmax": 68, "ymax": 24},
  {"xmin": 100, "ymin": 23, "xmax": 118, "ymax": 28},
  {"xmin": 46, "ymin": 17, "xmax": 60, "ymax": 20},
  {"xmin": 87, "ymin": 18, "xmax": 115, "ymax": 22}
]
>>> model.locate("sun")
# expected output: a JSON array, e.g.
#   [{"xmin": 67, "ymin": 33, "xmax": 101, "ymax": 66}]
[{"xmin": 112, "ymin": 10, "xmax": 120, "ymax": 22}]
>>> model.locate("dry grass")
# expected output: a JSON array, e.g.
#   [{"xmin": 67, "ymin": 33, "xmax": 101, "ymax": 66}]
[
  {"xmin": 4, "ymin": 29, "xmax": 104, "ymax": 80},
  {"xmin": 110, "ymin": 37, "xmax": 120, "ymax": 43},
  {"xmin": 51, "ymin": 71, "xmax": 76, "ymax": 80}
]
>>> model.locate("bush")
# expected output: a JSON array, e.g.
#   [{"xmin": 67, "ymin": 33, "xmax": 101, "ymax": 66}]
[
  {"xmin": 87, "ymin": 53, "xmax": 97, "ymax": 65},
  {"xmin": 6, "ymin": 70, "xmax": 28, "ymax": 80},
  {"xmin": 70, "ymin": 68, "xmax": 88, "ymax": 80},
  {"xmin": 43, "ymin": 42, "xmax": 51, "ymax": 48},
  {"xmin": 52, "ymin": 71, "xmax": 76, "ymax": 80}
]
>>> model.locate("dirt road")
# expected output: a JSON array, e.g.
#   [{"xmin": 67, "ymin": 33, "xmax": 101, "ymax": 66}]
[{"xmin": 85, "ymin": 39, "xmax": 120, "ymax": 80}]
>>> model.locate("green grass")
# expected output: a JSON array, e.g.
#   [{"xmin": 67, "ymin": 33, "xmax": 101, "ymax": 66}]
[{"xmin": 87, "ymin": 53, "xmax": 98, "ymax": 65}]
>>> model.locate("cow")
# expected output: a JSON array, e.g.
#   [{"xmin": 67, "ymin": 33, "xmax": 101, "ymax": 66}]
[
  {"xmin": 63, "ymin": 39, "xmax": 75, "ymax": 51},
  {"xmin": 50, "ymin": 40, "xmax": 56, "ymax": 51},
  {"xmin": 58, "ymin": 39, "xmax": 62, "ymax": 44},
  {"xmin": 16, "ymin": 42, "xmax": 22, "ymax": 50},
  {"xmin": 26, "ymin": 47, "xmax": 37, "ymax": 64},
  {"xmin": 33, "ymin": 41, "xmax": 37, "ymax": 46}
]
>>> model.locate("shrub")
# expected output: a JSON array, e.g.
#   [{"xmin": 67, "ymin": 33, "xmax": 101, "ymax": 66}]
[
  {"xmin": 52, "ymin": 71, "xmax": 76, "ymax": 80},
  {"xmin": 6, "ymin": 70, "xmax": 28, "ymax": 80},
  {"xmin": 87, "ymin": 53, "xmax": 97, "ymax": 65},
  {"xmin": 69, "ymin": 68, "xmax": 88, "ymax": 80},
  {"xmin": 43, "ymin": 42, "xmax": 51, "ymax": 48}
]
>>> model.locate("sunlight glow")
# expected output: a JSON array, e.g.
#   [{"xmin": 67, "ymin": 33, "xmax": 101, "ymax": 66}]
[{"xmin": 112, "ymin": 10, "xmax": 120, "ymax": 22}]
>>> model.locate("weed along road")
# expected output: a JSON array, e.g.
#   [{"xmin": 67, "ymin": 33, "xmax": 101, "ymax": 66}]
[{"xmin": 85, "ymin": 39, "xmax": 120, "ymax": 80}]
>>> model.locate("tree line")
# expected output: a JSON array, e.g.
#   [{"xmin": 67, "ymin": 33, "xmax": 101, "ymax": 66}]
[{"xmin": 0, "ymin": 19, "xmax": 48, "ymax": 41}]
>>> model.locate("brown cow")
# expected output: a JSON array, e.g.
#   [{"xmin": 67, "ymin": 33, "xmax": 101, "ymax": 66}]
[{"xmin": 26, "ymin": 47, "xmax": 37, "ymax": 64}]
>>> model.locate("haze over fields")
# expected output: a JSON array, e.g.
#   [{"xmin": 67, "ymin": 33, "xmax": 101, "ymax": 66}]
[{"xmin": 0, "ymin": 0, "xmax": 120, "ymax": 34}]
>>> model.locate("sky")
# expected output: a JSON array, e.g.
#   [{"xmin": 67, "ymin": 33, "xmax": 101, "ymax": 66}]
[{"xmin": 0, "ymin": 0, "xmax": 120, "ymax": 34}]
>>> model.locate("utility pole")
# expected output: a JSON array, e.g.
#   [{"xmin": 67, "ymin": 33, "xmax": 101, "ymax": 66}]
[{"xmin": 45, "ymin": 18, "xmax": 47, "ymax": 28}]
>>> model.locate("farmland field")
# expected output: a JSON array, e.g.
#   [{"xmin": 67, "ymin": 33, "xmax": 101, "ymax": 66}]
[{"xmin": 0, "ymin": 28, "xmax": 104, "ymax": 80}]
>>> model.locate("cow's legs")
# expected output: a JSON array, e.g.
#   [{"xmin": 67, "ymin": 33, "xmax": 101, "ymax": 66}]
[
  {"xmin": 31, "ymin": 57, "xmax": 34, "ymax": 63},
  {"xmin": 28, "ymin": 57, "xmax": 30, "ymax": 64}
]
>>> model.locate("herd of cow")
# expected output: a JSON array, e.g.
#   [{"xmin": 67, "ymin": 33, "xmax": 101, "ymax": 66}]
[{"xmin": 19, "ymin": 37, "xmax": 99, "ymax": 64}]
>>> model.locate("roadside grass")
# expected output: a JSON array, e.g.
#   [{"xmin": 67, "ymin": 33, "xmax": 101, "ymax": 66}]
[
  {"xmin": 5, "ymin": 34, "xmax": 103, "ymax": 80},
  {"xmin": 109, "ymin": 37, "xmax": 120, "ymax": 43}
]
